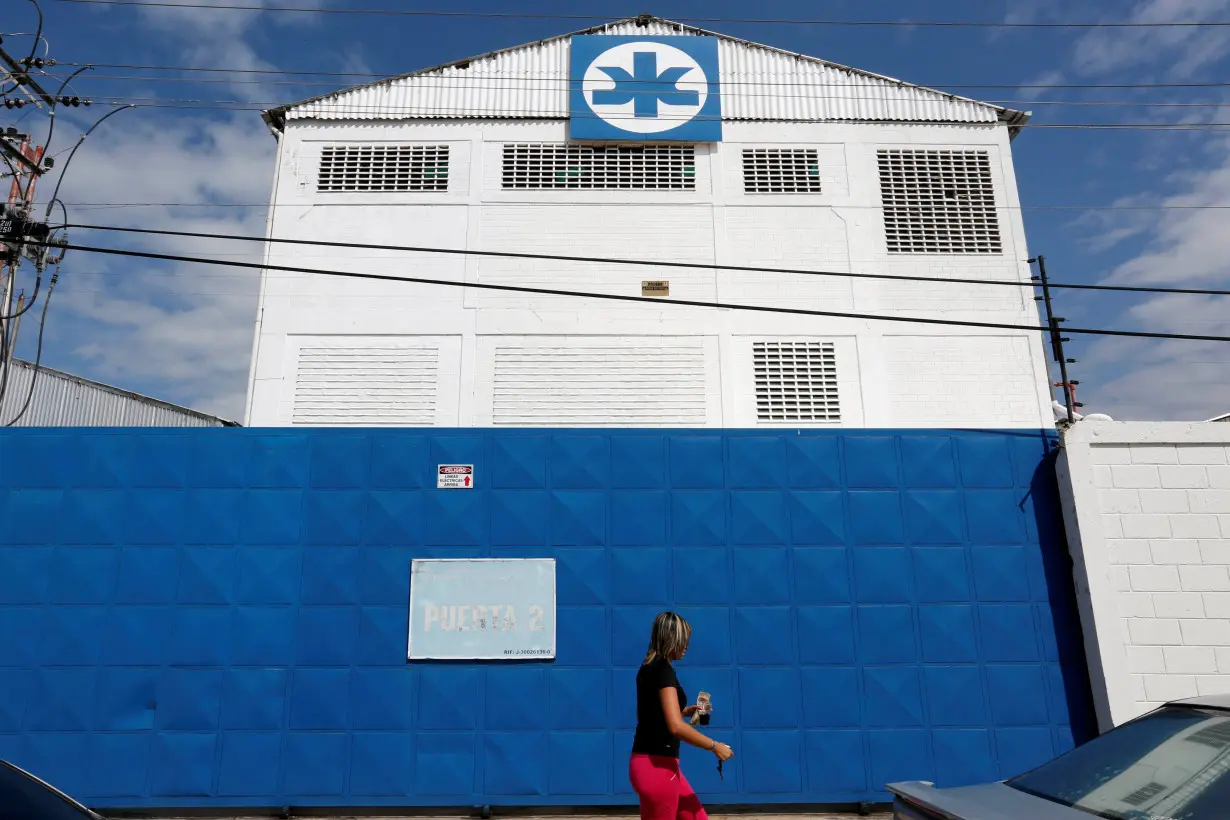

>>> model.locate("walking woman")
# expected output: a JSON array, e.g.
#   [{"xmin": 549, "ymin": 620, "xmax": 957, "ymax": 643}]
[{"xmin": 630, "ymin": 612, "xmax": 734, "ymax": 820}]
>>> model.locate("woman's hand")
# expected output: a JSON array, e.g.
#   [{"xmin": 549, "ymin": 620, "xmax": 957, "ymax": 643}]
[
  {"xmin": 682, "ymin": 705, "xmax": 699, "ymax": 718},
  {"xmin": 713, "ymin": 742, "xmax": 734, "ymax": 762}
]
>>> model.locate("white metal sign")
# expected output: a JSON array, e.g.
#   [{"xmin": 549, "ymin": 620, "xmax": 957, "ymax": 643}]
[
  {"xmin": 407, "ymin": 558, "xmax": 556, "ymax": 660},
  {"xmin": 437, "ymin": 464, "xmax": 474, "ymax": 489}
]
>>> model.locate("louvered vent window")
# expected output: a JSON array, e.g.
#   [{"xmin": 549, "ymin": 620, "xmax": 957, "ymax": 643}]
[
  {"xmin": 754, "ymin": 341, "xmax": 839, "ymax": 422},
  {"xmin": 502, "ymin": 144, "xmax": 696, "ymax": 190},
  {"xmin": 492, "ymin": 345, "xmax": 706, "ymax": 425},
  {"xmin": 1187, "ymin": 720, "xmax": 1230, "ymax": 749},
  {"xmin": 877, "ymin": 149, "xmax": 1002, "ymax": 254},
  {"xmin": 293, "ymin": 347, "xmax": 438, "ymax": 425},
  {"xmin": 318, "ymin": 145, "xmax": 449, "ymax": 192},
  {"xmin": 742, "ymin": 148, "xmax": 822, "ymax": 194},
  {"xmin": 1121, "ymin": 783, "xmax": 1166, "ymax": 807}
]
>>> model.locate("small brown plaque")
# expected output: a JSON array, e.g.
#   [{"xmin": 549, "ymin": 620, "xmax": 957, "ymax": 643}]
[{"xmin": 641, "ymin": 280, "xmax": 669, "ymax": 297}]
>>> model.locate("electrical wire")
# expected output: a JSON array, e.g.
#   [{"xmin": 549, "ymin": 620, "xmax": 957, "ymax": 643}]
[
  {"xmin": 53, "ymin": 201, "xmax": 1230, "ymax": 212},
  {"xmin": 60, "ymin": 91, "xmax": 1230, "ymax": 111},
  {"xmin": 42, "ymin": 104, "xmax": 135, "ymax": 220},
  {"xmin": 3, "ymin": 267, "xmax": 57, "ymax": 426},
  {"xmin": 30, "ymin": 238, "xmax": 1230, "ymax": 344},
  {"xmin": 38, "ymin": 71, "xmax": 1230, "ymax": 96},
  {"xmin": 44, "ymin": 1, "xmax": 1230, "ymax": 27},
  {"xmin": 0, "ymin": 264, "xmax": 45, "ymax": 322},
  {"xmin": 38, "ymin": 65, "xmax": 94, "ymax": 189},
  {"xmin": 0, "ymin": 0, "xmax": 45, "ymax": 98},
  {"xmin": 63, "ymin": 222, "xmax": 1230, "ymax": 298},
  {"xmin": 68, "ymin": 100, "xmax": 1230, "ymax": 129},
  {"xmin": 43, "ymin": 63, "xmax": 1230, "ymax": 92}
]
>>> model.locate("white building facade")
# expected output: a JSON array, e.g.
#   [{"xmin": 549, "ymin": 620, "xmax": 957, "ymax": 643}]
[{"xmin": 245, "ymin": 17, "xmax": 1051, "ymax": 430}]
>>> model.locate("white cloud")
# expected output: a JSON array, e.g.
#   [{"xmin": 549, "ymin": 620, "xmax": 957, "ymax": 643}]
[
  {"xmin": 1072, "ymin": 0, "xmax": 1230, "ymax": 78},
  {"xmin": 21, "ymin": 0, "xmax": 294, "ymax": 419},
  {"xmin": 44, "ymin": 110, "xmax": 273, "ymax": 420},
  {"xmin": 9, "ymin": 0, "xmax": 359, "ymax": 420},
  {"xmin": 1008, "ymin": 0, "xmax": 1230, "ymax": 421}
]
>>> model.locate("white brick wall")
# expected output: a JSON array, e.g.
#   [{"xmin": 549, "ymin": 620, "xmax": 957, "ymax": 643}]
[
  {"xmin": 246, "ymin": 119, "xmax": 1053, "ymax": 428},
  {"xmin": 1057, "ymin": 422, "xmax": 1230, "ymax": 730}
]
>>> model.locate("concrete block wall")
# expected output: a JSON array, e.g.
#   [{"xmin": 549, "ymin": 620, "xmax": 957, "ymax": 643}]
[{"xmin": 1056, "ymin": 422, "xmax": 1230, "ymax": 730}]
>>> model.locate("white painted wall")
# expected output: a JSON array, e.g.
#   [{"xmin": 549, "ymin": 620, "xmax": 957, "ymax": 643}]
[
  {"xmin": 1057, "ymin": 421, "xmax": 1230, "ymax": 731},
  {"xmin": 245, "ymin": 118, "xmax": 1054, "ymax": 429}
]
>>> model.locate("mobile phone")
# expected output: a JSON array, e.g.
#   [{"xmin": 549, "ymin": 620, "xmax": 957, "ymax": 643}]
[{"xmin": 696, "ymin": 691, "xmax": 712, "ymax": 726}]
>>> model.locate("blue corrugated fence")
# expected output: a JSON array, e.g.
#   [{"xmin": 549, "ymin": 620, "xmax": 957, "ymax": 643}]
[{"xmin": 0, "ymin": 428, "xmax": 1095, "ymax": 809}]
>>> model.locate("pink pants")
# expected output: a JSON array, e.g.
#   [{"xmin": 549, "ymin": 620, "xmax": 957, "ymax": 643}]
[{"xmin": 629, "ymin": 754, "xmax": 709, "ymax": 820}]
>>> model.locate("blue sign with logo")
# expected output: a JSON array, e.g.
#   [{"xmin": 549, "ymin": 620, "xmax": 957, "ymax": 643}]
[
  {"xmin": 570, "ymin": 35, "xmax": 722, "ymax": 142},
  {"xmin": 407, "ymin": 558, "xmax": 557, "ymax": 660}
]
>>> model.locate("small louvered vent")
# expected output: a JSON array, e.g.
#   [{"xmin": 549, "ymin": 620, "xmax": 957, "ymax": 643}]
[
  {"xmin": 293, "ymin": 347, "xmax": 438, "ymax": 425},
  {"xmin": 754, "ymin": 341, "xmax": 839, "ymax": 422},
  {"xmin": 492, "ymin": 345, "xmax": 706, "ymax": 425},
  {"xmin": 1187, "ymin": 721, "xmax": 1230, "ymax": 749},
  {"xmin": 877, "ymin": 149, "xmax": 1002, "ymax": 254},
  {"xmin": 742, "ymin": 148, "xmax": 823, "ymax": 194},
  {"xmin": 502, "ymin": 144, "xmax": 696, "ymax": 190},
  {"xmin": 318, "ymin": 145, "xmax": 449, "ymax": 192},
  {"xmin": 1121, "ymin": 782, "xmax": 1166, "ymax": 806}
]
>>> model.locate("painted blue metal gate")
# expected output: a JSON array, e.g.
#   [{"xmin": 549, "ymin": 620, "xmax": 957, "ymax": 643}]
[{"xmin": 0, "ymin": 429, "xmax": 1095, "ymax": 809}]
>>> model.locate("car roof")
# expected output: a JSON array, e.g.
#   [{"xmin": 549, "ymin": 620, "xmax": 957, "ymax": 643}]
[{"xmin": 1168, "ymin": 694, "xmax": 1230, "ymax": 710}]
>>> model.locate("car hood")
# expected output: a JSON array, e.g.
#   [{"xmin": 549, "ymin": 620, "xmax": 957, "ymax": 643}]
[{"xmin": 888, "ymin": 780, "xmax": 1096, "ymax": 820}]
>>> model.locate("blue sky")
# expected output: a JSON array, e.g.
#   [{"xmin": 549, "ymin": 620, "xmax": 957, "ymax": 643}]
[{"xmin": 7, "ymin": 0, "xmax": 1230, "ymax": 422}]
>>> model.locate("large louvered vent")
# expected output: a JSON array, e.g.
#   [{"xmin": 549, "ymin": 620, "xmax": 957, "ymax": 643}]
[
  {"xmin": 492, "ymin": 345, "xmax": 706, "ymax": 425},
  {"xmin": 501, "ymin": 144, "xmax": 696, "ymax": 190},
  {"xmin": 754, "ymin": 341, "xmax": 840, "ymax": 422},
  {"xmin": 293, "ymin": 347, "xmax": 438, "ymax": 425},
  {"xmin": 877, "ymin": 149, "xmax": 1002, "ymax": 254},
  {"xmin": 742, "ymin": 148, "xmax": 823, "ymax": 193},
  {"xmin": 317, "ymin": 145, "xmax": 449, "ymax": 192}
]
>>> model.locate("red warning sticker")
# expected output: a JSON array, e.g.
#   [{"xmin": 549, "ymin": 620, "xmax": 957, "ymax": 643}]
[{"xmin": 437, "ymin": 464, "xmax": 474, "ymax": 489}]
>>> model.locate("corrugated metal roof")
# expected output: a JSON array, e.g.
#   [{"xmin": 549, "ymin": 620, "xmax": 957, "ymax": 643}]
[
  {"xmin": 267, "ymin": 16, "xmax": 1025, "ymax": 131},
  {"xmin": 0, "ymin": 359, "xmax": 238, "ymax": 427}
]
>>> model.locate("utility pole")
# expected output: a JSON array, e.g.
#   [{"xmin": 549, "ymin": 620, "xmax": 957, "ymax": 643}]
[
  {"xmin": 1, "ymin": 131, "xmax": 48, "ymax": 358},
  {"xmin": 0, "ymin": 2, "xmax": 101, "ymax": 425},
  {"xmin": 1030, "ymin": 255, "xmax": 1081, "ymax": 425}
]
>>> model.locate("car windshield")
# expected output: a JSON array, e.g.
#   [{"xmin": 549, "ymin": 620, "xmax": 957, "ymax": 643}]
[
  {"xmin": 0, "ymin": 761, "xmax": 96, "ymax": 820},
  {"xmin": 1007, "ymin": 706, "xmax": 1230, "ymax": 820}
]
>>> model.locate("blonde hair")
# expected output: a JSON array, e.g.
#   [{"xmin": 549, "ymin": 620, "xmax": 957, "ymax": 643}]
[{"xmin": 643, "ymin": 611, "xmax": 692, "ymax": 665}]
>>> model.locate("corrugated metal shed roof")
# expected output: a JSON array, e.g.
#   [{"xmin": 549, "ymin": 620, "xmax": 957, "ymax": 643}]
[
  {"xmin": 0, "ymin": 359, "xmax": 238, "ymax": 427},
  {"xmin": 266, "ymin": 16, "xmax": 1027, "ymax": 133}
]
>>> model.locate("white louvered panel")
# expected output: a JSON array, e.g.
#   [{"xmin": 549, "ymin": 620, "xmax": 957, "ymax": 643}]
[
  {"xmin": 753, "ymin": 341, "xmax": 839, "ymax": 422},
  {"xmin": 877, "ymin": 149, "xmax": 1002, "ymax": 254},
  {"xmin": 293, "ymin": 347, "xmax": 439, "ymax": 425},
  {"xmin": 502, "ymin": 144, "xmax": 696, "ymax": 190},
  {"xmin": 318, "ymin": 145, "xmax": 449, "ymax": 192},
  {"xmin": 742, "ymin": 148, "xmax": 823, "ymax": 194},
  {"xmin": 492, "ymin": 346, "xmax": 706, "ymax": 425}
]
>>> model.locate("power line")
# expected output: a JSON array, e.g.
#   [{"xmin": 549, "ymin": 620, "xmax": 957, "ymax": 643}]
[
  {"xmin": 39, "ymin": 237, "xmax": 1230, "ymax": 344},
  {"xmin": 46, "ymin": 62, "xmax": 1230, "ymax": 91},
  {"xmin": 46, "ymin": 0, "xmax": 1230, "ymax": 27},
  {"xmin": 65, "ymin": 222, "xmax": 1230, "ymax": 298},
  {"xmin": 63, "ymin": 91, "xmax": 1230, "ymax": 111},
  {"xmin": 40, "ymin": 71, "xmax": 1230, "ymax": 98},
  {"xmin": 55, "ymin": 201, "xmax": 1230, "ymax": 212},
  {"xmin": 68, "ymin": 100, "xmax": 1230, "ymax": 129}
]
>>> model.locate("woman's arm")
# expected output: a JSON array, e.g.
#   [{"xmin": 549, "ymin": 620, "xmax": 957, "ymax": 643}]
[{"xmin": 658, "ymin": 688, "xmax": 734, "ymax": 760}]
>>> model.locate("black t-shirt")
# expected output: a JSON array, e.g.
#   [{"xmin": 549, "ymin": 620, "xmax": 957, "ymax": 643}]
[{"xmin": 631, "ymin": 657, "xmax": 687, "ymax": 758}]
